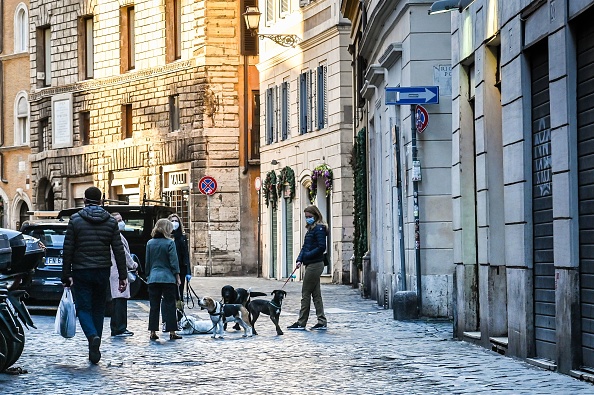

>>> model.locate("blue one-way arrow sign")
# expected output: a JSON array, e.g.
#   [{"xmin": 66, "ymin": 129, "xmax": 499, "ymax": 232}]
[{"xmin": 385, "ymin": 86, "xmax": 439, "ymax": 105}]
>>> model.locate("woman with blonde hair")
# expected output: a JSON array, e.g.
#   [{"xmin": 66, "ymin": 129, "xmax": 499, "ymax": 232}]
[
  {"xmin": 287, "ymin": 205, "xmax": 328, "ymax": 331},
  {"xmin": 146, "ymin": 218, "xmax": 182, "ymax": 340}
]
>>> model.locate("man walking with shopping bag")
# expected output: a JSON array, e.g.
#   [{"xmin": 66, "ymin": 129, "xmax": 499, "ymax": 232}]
[{"xmin": 61, "ymin": 187, "xmax": 127, "ymax": 364}]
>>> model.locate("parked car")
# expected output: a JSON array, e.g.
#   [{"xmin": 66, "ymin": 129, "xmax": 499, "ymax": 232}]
[
  {"xmin": 19, "ymin": 220, "xmax": 68, "ymax": 302},
  {"xmin": 57, "ymin": 203, "xmax": 176, "ymax": 298}
]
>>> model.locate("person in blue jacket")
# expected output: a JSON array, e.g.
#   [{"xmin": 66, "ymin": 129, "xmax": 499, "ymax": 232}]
[{"xmin": 287, "ymin": 205, "xmax": 328, "ymax": 331}]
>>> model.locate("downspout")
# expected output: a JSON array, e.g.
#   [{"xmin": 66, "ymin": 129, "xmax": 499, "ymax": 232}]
[
  {"xmin": 0, "ymin": 63, "xmax": 7, "ymax": 183},
  {"xmin": 242, "ymin": 56, "xmax": 249, "ymax": 175}
]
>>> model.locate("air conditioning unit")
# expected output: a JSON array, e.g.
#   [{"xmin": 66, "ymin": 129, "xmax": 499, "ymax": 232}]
[
  {"xmin": 299, "ymin": 0, "xmax": 309, "ymax": 7},
  {"xmin": 36, "ymin": 72, "xmax": 45, "ymax": 80}
]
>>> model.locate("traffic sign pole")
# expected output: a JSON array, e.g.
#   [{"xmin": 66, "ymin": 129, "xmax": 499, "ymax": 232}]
[
  {"xmin": 411, "ymin": 105, "xmax": 422, "ymax": 315},
  {"xmin": 207, "ymin": 194, "xmax": 212, "ymax": 277}
]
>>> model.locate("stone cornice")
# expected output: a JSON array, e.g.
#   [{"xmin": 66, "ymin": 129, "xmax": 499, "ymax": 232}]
[{"xmin": 29, "ymin": 59, "xmax": 196, "ymax": 102}]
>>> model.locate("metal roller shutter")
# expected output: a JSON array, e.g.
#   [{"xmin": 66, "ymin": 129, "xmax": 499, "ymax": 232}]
[
  {"xmin": 577, "ymin": 14, "xmax": 594, "ymax": 370},
  {"xmin": 531, "ymin": 41, "xmax": 556, "ymax": 361}
]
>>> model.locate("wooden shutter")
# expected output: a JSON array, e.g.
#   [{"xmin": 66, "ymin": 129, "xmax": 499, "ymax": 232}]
[{"xmin": 241, "ymin": 0, "xmax": 258, "ymax": 55}]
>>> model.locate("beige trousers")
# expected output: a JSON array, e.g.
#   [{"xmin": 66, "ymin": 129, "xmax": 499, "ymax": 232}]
[{"xmin": 297, "ymin": 261, "xmax": 327, "ymax": 326}]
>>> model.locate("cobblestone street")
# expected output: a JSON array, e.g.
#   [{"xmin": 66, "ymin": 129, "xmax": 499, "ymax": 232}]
[{"xmin": 1, "ymin": 277, "xmax": 593, "ymax": 394}]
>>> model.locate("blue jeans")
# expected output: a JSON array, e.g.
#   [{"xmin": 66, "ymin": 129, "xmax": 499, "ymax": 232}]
[{"xmin": 72, "ymin": 267, "xmax": 110, "ymax": 340}]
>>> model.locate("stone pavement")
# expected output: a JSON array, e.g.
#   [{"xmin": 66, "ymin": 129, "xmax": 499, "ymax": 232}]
[{"xmin": 1, "ymin": 276, "xmax": 593, "ymax": 394}]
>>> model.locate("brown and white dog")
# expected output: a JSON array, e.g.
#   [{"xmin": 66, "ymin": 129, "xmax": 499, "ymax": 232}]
[{"xmin": 198, "ymin": 296, "xmax": 253, "ymax": 338}]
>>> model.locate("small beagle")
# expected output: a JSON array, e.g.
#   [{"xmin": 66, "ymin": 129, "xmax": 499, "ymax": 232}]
[{"xmin": 198, "ymin": 296, "xmax": 253, "ymax": 338}]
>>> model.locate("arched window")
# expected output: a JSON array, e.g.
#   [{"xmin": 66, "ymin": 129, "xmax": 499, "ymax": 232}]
[
  {"xmin": 15, "ymin": 92, "xmax": 29, "ymax": 145},
  {"xmin": 14, "ymin": 4, "xmax": 29, "ymax": 53}
]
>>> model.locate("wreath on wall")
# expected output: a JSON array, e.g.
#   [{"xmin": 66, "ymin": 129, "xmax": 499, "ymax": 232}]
[
  {"xmin": 277, "ymin": 166, "xmax": 296, "ymax": 203},
  {"xmin": 309, "ymin": 163, "xmax": 333, "ymax": 204},
  {"xmin": 263, "ymin": 170, "xmax": 278, "ymax": 211}
]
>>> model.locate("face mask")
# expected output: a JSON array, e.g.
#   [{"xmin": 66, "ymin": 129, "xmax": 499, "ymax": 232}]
[
  {"xmin": 306, "ymin": 217, "xmax": 315, "ymax": 225},
  {"xmin": 118, "ymin": 221, "xmax": 126, "ymax": 231},
  {"xmin": 172, "ymin": 221, "xmax": 180, "ymax": 231}
]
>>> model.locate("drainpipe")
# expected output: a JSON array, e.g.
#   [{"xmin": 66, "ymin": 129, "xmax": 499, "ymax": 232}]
[
  {"xmin": 0, "ymin": 61, "xmax": 7, "ymax": 183},
  {"xmin": 242, "ymin": 56, "xmax": 249, "ymax": 175}
]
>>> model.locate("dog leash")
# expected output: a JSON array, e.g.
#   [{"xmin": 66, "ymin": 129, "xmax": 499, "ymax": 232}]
[
  {"xmin": 282, "ymin": 265, "xmax": 300, "ymax": 289},
  {"xmin": 185, "ymin": 281, "xmax": 200, "ymax": 309}
]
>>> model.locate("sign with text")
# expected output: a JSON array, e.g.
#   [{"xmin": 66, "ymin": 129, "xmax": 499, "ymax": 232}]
[
  {"xmin": 385, "ymin": 86, "xmax": 439, "ymax": 105},
  {"xmin": 52, "ymin": 93, "xmax": 73, "ymax": 148}
]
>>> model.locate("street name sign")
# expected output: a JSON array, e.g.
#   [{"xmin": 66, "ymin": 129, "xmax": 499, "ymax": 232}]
[{"xmin": 385, "ymin": 86, "xmax": 439, "ymax": 105}]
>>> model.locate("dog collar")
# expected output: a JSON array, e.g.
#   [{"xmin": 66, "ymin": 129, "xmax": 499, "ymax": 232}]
[{"xmin": 269, "ymin": 301, "xmax": 282, "ymax": 309}]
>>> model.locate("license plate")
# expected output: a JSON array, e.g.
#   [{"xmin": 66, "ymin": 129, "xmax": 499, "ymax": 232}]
[{"xmin": 46, "ymin": 257, "xmax": 63, "ymax": 266}]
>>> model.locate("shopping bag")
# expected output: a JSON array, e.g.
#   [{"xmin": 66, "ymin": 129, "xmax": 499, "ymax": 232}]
[{"xmin": 54, "ymin": 287, "xmax": 77, "ymax": 338}]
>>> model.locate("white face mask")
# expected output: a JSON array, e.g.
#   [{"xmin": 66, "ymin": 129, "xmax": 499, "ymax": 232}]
[
  {"xmin": 118, "ymin": 221, "xmax": 126, "ymax": 231},
  {"xmin": 172, "ymin": 221, "xmax": 180, "ymax": 231}
]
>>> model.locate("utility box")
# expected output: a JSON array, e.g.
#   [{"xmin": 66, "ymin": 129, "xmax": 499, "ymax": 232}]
[{"xmin": 393, "ymin": 291, "xmax": 418, "ymax": 320}]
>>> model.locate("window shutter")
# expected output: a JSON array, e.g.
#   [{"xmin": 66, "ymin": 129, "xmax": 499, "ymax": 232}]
[
  {"xmin": 307, "ymin": 71, "xmax": 312, "ymax": 132},
  {"xmin": 323, "ymin": 65, "xmax": 328, "ymax": 128},
  {"xmin": 274, "ymin": 85, "xmax": 279, "ymax": 142},
  {"xmin": 281, "ymin": 82, "xmax": 288, "ymax": 140},
  {"xmin": 266, "ymin": 88, "xmax": 273, "ymax": 144},
  {"xmin": 266, "ymin": 0, "xmax": 274, "ymax": 23},
  {"xmin": 299, "ymin": 73, "xmax": 307, "ymax": 135},
  {"xmin": 241, "ymin": 0, "xmax": 258, "ymax": 55},
  {"xmin": 317, "ymin": 65, "xmax": 324, "ymax": 130}
]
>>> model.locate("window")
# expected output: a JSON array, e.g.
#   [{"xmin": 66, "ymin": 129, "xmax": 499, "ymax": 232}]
[
  {"xmin": 80, "ymin": 111, "xmax": 90, "ymax": 145},
  {"xmin": 14, "ymin": 4, "xmax": 28, "ymax": 53},
  {"xmin": 316, "ymin": 64, "xmax": 327, "ymax": 130},
  {"xmin": 250, "ymin": 90, "xmax": 260, "ymax": 160},
  {"xmin": 121, "ymin": 7, "xmax": 135, "ymax": 72},
  {"xmin": 15, "ymin": 92, "xmax": 29, "ymax": 145},
  {"xmin": 79, "ymin": 16, "xmax": 94, "ymax": 79},
  {"xmin": 280, "ymin": 0, "xmax": 289, "ymax": 15},
  {"xmin": 266, "ymin": 0, "xmax": 274, "ymax": 23},
  {"xmin": 169, "ymin": 95, "xmax": 180, "ymax": 132},
  {"xmin": 166, "ymin": 0, "xmax": 182, "ymax": 62},
  {"xmin": 122, "ymin": 104, "xmax": 133, "ymax": 139},
  {"xmin": 36, "ymin": 27, "xmax": 51, "ymax": 87},
  {"xmin": 39, "ymin": 117, "xmax": 49, "ymax": 152},
  {"xmin": 281, "ymin": 81, "xmax": 289, "ymax": 140}
]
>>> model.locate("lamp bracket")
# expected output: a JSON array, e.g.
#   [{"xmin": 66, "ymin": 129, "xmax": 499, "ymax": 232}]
[{"xmin": 258, "ymin": 34, "xmax": 300, "ymax": 48}]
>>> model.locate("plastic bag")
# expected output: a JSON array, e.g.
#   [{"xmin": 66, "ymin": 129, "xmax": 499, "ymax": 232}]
[{"xmin": 54, "ymin": 287, "xmax": 77, "ymax": 338}]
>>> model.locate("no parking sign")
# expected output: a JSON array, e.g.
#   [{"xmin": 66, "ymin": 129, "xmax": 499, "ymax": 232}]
[
  {"xmin": 415, "ymin": 105, "xmax": 429, "ymax": 133},
  {"xmin": 198, "ymin": 176, "xmax": 217, "ymax": 195}
]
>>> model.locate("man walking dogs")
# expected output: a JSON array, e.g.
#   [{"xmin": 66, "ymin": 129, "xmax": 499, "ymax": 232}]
[{"xmin": 61, "ymin": 187, "xmax": 128, "ymax": 364}]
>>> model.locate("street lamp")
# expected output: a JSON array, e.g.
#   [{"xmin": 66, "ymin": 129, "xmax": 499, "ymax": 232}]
[
  {"xmin": 428, "ymin": 0, "xmax": 474, "ymax": 15},
  {"xmin": 243, "ymin": 6, "xmax": 300, "ymax": 48}
]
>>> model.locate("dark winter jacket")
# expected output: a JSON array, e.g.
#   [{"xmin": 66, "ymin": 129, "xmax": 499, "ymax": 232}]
[
  {"xmin": 62, "ymin": 205, "xmax": 127, "ymax": 281},
  {"xmin": 172, "ymin": 228, "xmax": 190, "ymax": 275},
  {"xmin": 296, "ymin": 224, "xmax": 327, "ymax": 265}
]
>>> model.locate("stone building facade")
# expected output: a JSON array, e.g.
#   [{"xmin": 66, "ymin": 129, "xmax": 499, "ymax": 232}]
[
  {"xmin": 257, "ymin": 0, "xmax": 354, "ymax": 284},
  {"xmin": 0, "ymin": 0, "xmax": 34, "ymax": 229},
  {"xmin": 449, "ymin": 0, "xmax": 594, "ymax": 378},
  {"xmin": 26, "ymin": 0, "xmax": 260, "ymax": 275},
  {"xmin": 342, "ymin": 0, "xmax": 454, "ymax": 316}
]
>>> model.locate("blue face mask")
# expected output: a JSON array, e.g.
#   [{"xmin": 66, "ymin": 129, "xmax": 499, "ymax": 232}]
[{"xmin": 306, "ymin": 217, "xmax": 315, "ymax": 225}]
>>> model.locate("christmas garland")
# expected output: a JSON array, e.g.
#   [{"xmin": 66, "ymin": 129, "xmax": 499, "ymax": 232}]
[
  {"xmin": 277, "ymin": 166, "xmax": 296, "ymax": 203},
  {"xmin": 309, "ymin": 163, "xmax": 333, "ymax": 203},
  {"xmin": 263, "ymin": 170, "xmax": 278, "ymax": 211},
  {"xmin": 353, "ymin": 129, "xmax": 368, "ymax": 270}
]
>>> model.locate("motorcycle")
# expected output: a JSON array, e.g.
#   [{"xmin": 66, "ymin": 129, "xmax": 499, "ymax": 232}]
[
  {"xmin": 0, "ymin": 229, "xmax": 44, "ymax": 373},
  {"xmin": 0, "ymin": 274, "xmax": 36, "ymax": 372}
]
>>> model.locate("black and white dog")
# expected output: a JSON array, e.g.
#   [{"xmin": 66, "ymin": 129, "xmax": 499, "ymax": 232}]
[
  {"xmin": 248, "ymin": 290, "xmax": 287, "ymax": 335},
  {"xmin": 198, "ymin": 296, "xmax": 253, "ymax": 339},
  {"xmin": 221, "ymin": 285, "xmax": 267, "ymax": 330}
]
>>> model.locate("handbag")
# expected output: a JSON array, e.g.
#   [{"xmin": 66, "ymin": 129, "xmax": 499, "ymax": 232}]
[
  {"xmin": 127, "ymin": 270, "xmax": 137, "ymax": 283},
  {"xmin": 54, "ymin": 288, "xmax": 76, "ymax": 338},
  {"xmin": 323, "ymin": 253, "xmax": 330, "ymax": 266}
]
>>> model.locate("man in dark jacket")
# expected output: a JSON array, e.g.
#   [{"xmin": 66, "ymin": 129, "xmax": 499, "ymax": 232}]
[{"xmin": 61, "ymin": 186, "xmax": 127, "ymax": 364}]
